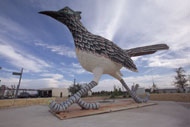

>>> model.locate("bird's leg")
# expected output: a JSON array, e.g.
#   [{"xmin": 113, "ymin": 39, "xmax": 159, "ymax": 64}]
[
  {"xmin": 76, "ymin": 68, "xmax": 102, "ymax": 110},
  {"xmin": 57, "ymin": 90, "xmax": 100, "ymax": 110},
  {"xmin": 49, "ymin": 68, "xmax": 102, "ymax": 112},
  {"xmin": 131, "ymin": 85, "xmax": 138, "ymax": 92},
  {"xmin": 120, "ymin": 79, "xmax": 149, "ymax": 103}
]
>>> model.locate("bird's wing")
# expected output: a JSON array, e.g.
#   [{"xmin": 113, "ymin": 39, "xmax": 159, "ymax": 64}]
[
  {"xmin": 90, "ymin": 35, "xmax": 138, "ymax": 72},
  {"xmin": 125, "ymin": 44, "xmax": 169, "ymax": 57}
]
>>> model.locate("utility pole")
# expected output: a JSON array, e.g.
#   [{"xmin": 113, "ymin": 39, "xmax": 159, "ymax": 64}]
[
  {"xmin": 150, "ymin": 68, "xmax": 155, "ymax": 86},
  {"xmin": 12, "ymin": 68, "xmax": 23, "ymax": 98},
  {"xmin": 0, "ymin": 67, "xmax": 2, "ymax": 86},
  {"xmin": 74, "ymin": 78, "xmax": 76, "ymax": 85}
]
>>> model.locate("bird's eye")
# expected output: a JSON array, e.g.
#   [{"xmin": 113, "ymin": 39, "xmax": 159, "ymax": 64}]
[
  {"xmin": 63, "ymin": 9, "xmax": 67, "ymax": 13},
  {"xmin": 63, "ymin": 9, "xmax": 73, "ymax": 14}
]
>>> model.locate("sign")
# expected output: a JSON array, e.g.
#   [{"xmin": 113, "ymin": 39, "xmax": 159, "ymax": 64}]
[{"xmin": 12, "ymin": 72, "xmax": 22, "ymax": 75}]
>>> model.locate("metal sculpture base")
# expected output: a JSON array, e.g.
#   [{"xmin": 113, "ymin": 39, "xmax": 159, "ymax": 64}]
[{"xmin": 49, "ymin": 79, "xmax": 149, "ymax": 113}]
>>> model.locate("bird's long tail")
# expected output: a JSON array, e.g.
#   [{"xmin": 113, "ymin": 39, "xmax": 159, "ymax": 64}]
[
  {"xmin": 120, "ymin": 79, "xmax": 149, "ymax": 103},
  {"xmin": 125, "ymin": 44, "xmax": 169, "ymax": 57}
]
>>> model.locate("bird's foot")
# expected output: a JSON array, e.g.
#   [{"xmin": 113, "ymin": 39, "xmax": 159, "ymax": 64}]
[
  {"xmin": 49, "ymin": 81, "xmax": 99, "ymax": 112},
  {"xmin": 77, "ymin": 98, "xmax": 99, "ymax": 109},
  {"xmin": 120, "ymin": 79, "xmax": 149, "ymax": 103}
]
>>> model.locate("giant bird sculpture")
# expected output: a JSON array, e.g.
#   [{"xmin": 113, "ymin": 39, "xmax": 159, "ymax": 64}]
[{"xmin": 39, "ymin": 7, "xmax": 169, "ymax": 112}]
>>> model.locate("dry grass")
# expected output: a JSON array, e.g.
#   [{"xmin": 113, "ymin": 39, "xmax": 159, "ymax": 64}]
[
  {"xmin": 0, "ymin": 98, "xmax": 56, "ymax": 109},
  {"xmin": 150, "ymin": 93, "xmax": 190, "ymax": 102},
  {"xmin": 1, "ymin": 93, "xmax": 189, "ymax": 109}
]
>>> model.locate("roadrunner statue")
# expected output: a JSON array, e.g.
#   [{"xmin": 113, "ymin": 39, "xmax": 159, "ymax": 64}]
[{"xmin": 39, "ymin": 7, "xmax": 169, "ymax": 112}]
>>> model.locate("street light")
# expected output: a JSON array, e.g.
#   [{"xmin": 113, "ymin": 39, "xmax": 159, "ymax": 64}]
[{"xmin": 12, "ymin": 68, "xmax": 23, "ymax": 98}]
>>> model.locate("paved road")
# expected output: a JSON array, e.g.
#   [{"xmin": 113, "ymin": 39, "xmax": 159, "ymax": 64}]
[{"xmin": 0, "ymin": 101, "xmax": 189, "ymax": 127}]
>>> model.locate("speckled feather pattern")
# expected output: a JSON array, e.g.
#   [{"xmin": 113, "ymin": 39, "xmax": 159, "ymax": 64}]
[
  {"xmin": 61, "ymin": 15, "xmax": 138, "ymax": 72},
  {"xmin": 125, "ymin": 44, "xmax": 169, "ymax": 57}
]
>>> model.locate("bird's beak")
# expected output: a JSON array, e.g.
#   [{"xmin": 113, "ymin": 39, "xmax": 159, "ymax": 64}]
[{"xmin": 39, "ymin": 11, "xmax": 61, "ymax": 18}]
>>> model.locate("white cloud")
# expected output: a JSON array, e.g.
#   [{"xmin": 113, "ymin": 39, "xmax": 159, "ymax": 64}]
[
  {"xmin": 0, "ymin": 16, "xmax": 28, "ymax": 38},
  {"xmin": 146, "ymin": 56, "xmax": 190, "ymax": 68},
  {"xmin": 72, "ymin": 63, "xmax": 81, "ymax": 68},
  {"xmin": 140, "ymin": 49, "xmax": 190, "ymax": 68},
  {"xmin": 110, "ymin": 0, "xmax": 190, "ymax": 70},
  {"xmin": 115, "ymin": 0, "xmax": 190, "ymax": 48},
  {"xmin": 35, "ymin": 42, "xmax": 76, "ymax": 58},
  {"xmin": 1, "ymin": 73, "xmax": 73, "ymax": 89},
  {"xmin": 74, "ymin": 69, "xmax": 86, "ymax": 74},
  {"xmin": 93, "ymin": 73, "xmax": 175, "ymax": 92},
  {"xmin": 38, "ymin": 73, "xmax": 73, "ymax": 88},
  {"xmin": 90, "ymin": 0, "xmax": 127, "ymax": 40},
  {"xmin": 60, "ymin": 62, "xmax": 65, "ymax": 66},
  {"xmin": 0, "ymin": 67, "xmax": 18, "ymax": 73},
  {"xmin": 40, "ymin": 73, "xmax": 64, "ymax": 80},
  {"xmin": 55, "ymin": 62, "xmax": 87, "ymax": 78},
  {"xmin": 71, "ymin": 62, "xmax": 87, "ymax": 74},
  {"xmin": 0, "ymin": 42, "xmax": 50, "ymax": 72}
]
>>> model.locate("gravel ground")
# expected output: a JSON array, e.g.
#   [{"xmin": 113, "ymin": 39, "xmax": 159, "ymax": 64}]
[{"xmin": 0, "ymin": 101, "xmax": 189, "ymax": 127}]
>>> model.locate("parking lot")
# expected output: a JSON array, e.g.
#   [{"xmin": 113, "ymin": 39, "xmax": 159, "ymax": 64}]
[{"xmin": 0, "ymin": 101, "xmax": 190, "ymax": 127}]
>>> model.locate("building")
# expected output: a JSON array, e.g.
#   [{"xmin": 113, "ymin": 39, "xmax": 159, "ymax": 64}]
[
  {"xmin": 38, "ymin": 88, "xmax": 70, "ymax": 97},
  {"xmin": 146, "ymin": 87, "xmax": 190, "ymax": 94},
  {"xmin": 0, "ymin": 85, "xmax": 6, "ymax": 98},
  {"xmin": 0, "ymin": 85, "xmax": 15, "ymax": 99},
  {"xmin": 157, "ymin": 88, "xmax": 179, "ymax": 93},
  {"xmin": 185, "ymin": 87, "xmax": 190, "ymax": 93},
  {"xmin": 136, "ymin": 88, "xmax": 145, "ymax": 95}
]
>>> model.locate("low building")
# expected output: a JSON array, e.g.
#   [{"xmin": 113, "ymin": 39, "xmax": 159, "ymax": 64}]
[
  {"xmin": 147, "ymin": 87, "xmax": 190, "ymax": 94},
  {"xmin": 136, "ymin": 88, "xmax": 145, "ymax": 95},
  {"xmin": 0, "ymin": 85, "xmax": 6, "ymax": 98},
  {"xmin": 0, "ymin": 85, "xmax": 15, "ymax": 99},
  {"xmin": 155, "ymin": 88, "xmax": 179, "ymax": 93},
  {"xmin": 38, "ymin": 88, "xmax": 70, "ymax": 97}
]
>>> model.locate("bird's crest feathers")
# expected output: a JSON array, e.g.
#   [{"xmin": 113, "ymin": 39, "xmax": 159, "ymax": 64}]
[{"xmin": 58, "ymin": 6, "xmax": 82, "ymax": 20}]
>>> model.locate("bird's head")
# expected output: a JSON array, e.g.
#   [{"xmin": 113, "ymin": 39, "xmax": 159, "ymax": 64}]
[{"xmin": 39, "ymin": 6, "xmax": 82, "ymax": 24}]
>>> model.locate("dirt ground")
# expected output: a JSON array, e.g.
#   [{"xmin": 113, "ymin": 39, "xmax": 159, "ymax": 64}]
[
  {"xmin": 0, "ymin": 101, "xmax": 190, "ymax": 127},
  {"xmin": 150, "ymin": 93, "xmax": 190, "ymax": 102}
]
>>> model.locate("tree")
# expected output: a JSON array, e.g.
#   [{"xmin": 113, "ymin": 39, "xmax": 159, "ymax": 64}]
[
  {"xmin": 135, "ymin": 84, "xmax": 140, "ymax": 88},
  {"xmin": 151, "ymin": 83, "xmax": 158, "ymax": 93},
  {"xmin": 68, "ymin": 83, "xmax": 82, "ymax": 95},
  {"xmin": 173, "ymin": 67, "xmax": 188, "ymax": 92},
  {"xmin": 11, "ymin": 85, "xmax": 16, "ymax": 97},
  {"xmin": 152, "ymin": 83, "xmax": 157, "ymax": 89},
  {"xmin": 131, "ymin": 83, "xmax": 139, "ymax": 92},
  {"xmin": 188, "ymin": 75, "xmax": 190, "ymax": 85},
  {"xmin": 110, "ymin": 85, "xmax": 123, "ymax": 98}
]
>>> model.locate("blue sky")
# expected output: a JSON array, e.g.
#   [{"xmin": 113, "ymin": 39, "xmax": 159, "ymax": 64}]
[{"xmin": 0, "ymin": 0, "xmax": 189, "ymax": 91}]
